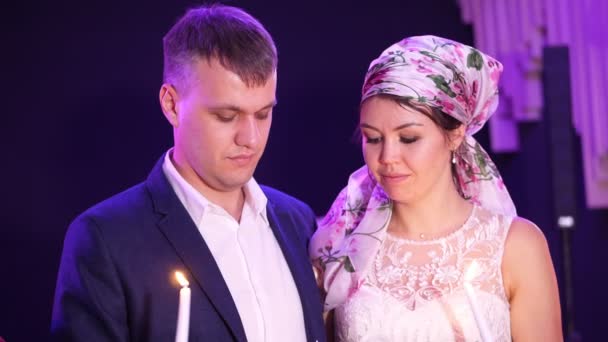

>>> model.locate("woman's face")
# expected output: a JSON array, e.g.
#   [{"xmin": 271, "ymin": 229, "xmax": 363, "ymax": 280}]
[{"xmin": 360, "ymin": 96, "xmax": 458, "ymax": 204}]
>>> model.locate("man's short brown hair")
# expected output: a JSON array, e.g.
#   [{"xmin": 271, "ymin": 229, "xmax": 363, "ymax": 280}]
[{"xmin": 162, "ymin": 4, "xmax": 277, "ymax": 89}]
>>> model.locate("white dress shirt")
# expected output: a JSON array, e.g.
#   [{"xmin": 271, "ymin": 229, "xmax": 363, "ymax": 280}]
[{"xmin": 162, "ymin": 150, "xmax": 306, "ymax": 342}]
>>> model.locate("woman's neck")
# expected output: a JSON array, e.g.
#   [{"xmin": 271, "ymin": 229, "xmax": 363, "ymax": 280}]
[{"xmin": 389, "ymin": 187, "xmax": 473, "ymax": 239}]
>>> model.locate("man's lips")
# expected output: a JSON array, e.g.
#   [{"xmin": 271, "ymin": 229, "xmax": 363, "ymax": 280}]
[{"xmin": 228, "ymin": 154, "xmax": 255, "ymax": 166}]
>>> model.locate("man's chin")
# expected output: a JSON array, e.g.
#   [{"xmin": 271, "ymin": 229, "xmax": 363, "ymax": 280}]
[{"xmin": 217, "ymin": 174, "xmax": 255, "ymax": 192}]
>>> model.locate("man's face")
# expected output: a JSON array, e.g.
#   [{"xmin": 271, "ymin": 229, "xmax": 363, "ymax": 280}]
[{"xmin": 165, "ymin": 58, "xmax": 276, "ymax": 196}]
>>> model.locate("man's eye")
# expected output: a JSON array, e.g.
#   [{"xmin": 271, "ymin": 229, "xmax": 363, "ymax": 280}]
[
  {"xmin": 256, "ymin": 111, "xmax": 271, "ymax": 120},
  {"xmin": 216, "ymin": 114, "xmax": 236, "ymax": 122}
]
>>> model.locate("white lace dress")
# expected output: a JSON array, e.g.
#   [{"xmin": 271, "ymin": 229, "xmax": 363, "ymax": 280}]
[{"xmin": 334, "ymin": 205, "xmax": 513, "ymax": 342}]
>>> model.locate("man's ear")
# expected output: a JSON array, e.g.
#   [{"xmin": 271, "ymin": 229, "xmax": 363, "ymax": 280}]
[
  {"xmin": 448, "ymin": 124, "xmax": 466, "ymax": 151},
  {"xmin": 159, "ymin": 83, "xmax": 179, "ymax": 127}
]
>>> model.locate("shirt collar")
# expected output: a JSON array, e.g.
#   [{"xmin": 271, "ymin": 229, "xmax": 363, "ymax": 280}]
[
  {"xmin": 242, "ymin": 175, "xmax": 269, "ymax": 224},
  {"xmin": 162, "ymin": 149, "xmax": 268, "ymax": 225}
]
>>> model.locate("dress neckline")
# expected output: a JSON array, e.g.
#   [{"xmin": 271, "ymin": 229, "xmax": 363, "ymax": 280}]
[{"xmin": 385, "ymin": 204, "xmax": 477, "ymax": 245}]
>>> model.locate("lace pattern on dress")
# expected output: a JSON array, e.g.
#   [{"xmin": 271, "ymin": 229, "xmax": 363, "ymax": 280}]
[{"xmin": 335, "ymin": 206, "xmax": 514, "ymax": 342}]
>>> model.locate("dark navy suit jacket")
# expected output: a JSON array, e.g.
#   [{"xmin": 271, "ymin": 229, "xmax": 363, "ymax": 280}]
[{"xmin": 51, "ymin": 156, "xmax": 325, "ymax": 342}]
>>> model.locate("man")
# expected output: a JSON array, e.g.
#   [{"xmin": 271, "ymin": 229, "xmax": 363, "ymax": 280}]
[{"xmin": 51, "ymin": 4, "xmax": 325, "ymax": 341}]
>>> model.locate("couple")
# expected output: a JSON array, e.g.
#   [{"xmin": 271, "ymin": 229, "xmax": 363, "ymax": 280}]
[{"xmin": 51, "ymin": 3, "xmax": 562, "ymax": 342}]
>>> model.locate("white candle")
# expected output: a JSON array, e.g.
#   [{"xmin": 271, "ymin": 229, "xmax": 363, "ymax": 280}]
[
  {"xmin": 464, "ymin": 261, "xmax": 494, "ymax": 342},
  {"xmin": 175, "ymin": 271, "xmax": 191, "ymax": 342}
]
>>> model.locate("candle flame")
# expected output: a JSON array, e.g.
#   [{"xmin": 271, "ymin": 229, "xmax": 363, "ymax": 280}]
[
  {"xmin": 464, "ymin": 260, "xmax": 480, "ymax": 282},
  {"xmin": 175, "ymin": 271, "xmax": 189, "ymax": 287}
]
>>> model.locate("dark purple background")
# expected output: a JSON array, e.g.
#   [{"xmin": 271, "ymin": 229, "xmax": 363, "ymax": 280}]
[{"xmin": 2, "ymin": 0, "xmax": 606, "ymax": 341}]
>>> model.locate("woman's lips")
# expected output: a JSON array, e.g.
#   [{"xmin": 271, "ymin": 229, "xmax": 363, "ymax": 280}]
[{"xmin": 380, "ymin": 173, "xmax": 410, "ymax": 183}]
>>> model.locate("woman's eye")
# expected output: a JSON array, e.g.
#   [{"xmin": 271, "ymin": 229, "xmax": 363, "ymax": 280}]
[
  {"xmin": 365, "ymin": 136, "xmax": 382, "ymax": 144},
  {"xmin": 400, "ymin": 136, "xmax": 419, "ymax": 144}
]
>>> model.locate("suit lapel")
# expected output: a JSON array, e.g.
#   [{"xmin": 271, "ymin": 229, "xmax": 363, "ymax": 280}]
[{"xmin": 146, "ymin": 156, "xmax": 247, "ymax": 342}]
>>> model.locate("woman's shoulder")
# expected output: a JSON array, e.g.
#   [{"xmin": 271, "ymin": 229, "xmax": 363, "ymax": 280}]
[
  {"xmin": 474, "ymin": 206, "xmax": 547, "ymax": 247},
  {"xmin": 505, "ymin": 217, "xmax": 548, "ymax": 248},
  {"xmin": 502, "ymin": 216, "xmax": 553, "ymax": 299}
]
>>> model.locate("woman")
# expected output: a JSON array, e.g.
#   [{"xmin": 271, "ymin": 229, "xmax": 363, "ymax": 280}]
[{"xmin": 310, "ymin": 35, "xmax": 562, "ymax": 341}]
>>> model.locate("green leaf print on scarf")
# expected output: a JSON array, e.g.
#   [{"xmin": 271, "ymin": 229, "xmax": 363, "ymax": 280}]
[
  {"xmin": 467, "ymin": 49, "xmax": 484, "ymax": 70},
  {"xmin": 427, "ymin": 74, "xmax": 457, "ymax": 97}
]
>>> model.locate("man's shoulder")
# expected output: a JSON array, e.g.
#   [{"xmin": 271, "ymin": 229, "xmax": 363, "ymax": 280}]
[
  {"xmin": 60, "ymin": 181, "xmax": 157, "ymax": 254},
  {"xmin": 260, "ymin": 185, "xmax": 317, "ymax": 220},
  {"xmin": 260, "ymin": 185, "xmax": 308, "ymax": 209},
  {"xmin": 74, "ymin": 181, "xmax": 153, "ymax": 227}
]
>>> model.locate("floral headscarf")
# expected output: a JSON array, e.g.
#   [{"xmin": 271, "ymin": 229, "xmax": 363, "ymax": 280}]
[{"xmin": 310, "ymin": 35, "xmax": 517, "ymax": 311}]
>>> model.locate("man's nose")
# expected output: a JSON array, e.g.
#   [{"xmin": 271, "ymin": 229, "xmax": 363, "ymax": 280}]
[{"xmin": 235, "ymin": 115, "xmax": 260, "ymax": 148}]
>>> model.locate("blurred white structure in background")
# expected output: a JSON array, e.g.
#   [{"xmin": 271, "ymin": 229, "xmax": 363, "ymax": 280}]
[{"xmin": 457, "ymin": 0, "xmax": 608, "ymax": 208}]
